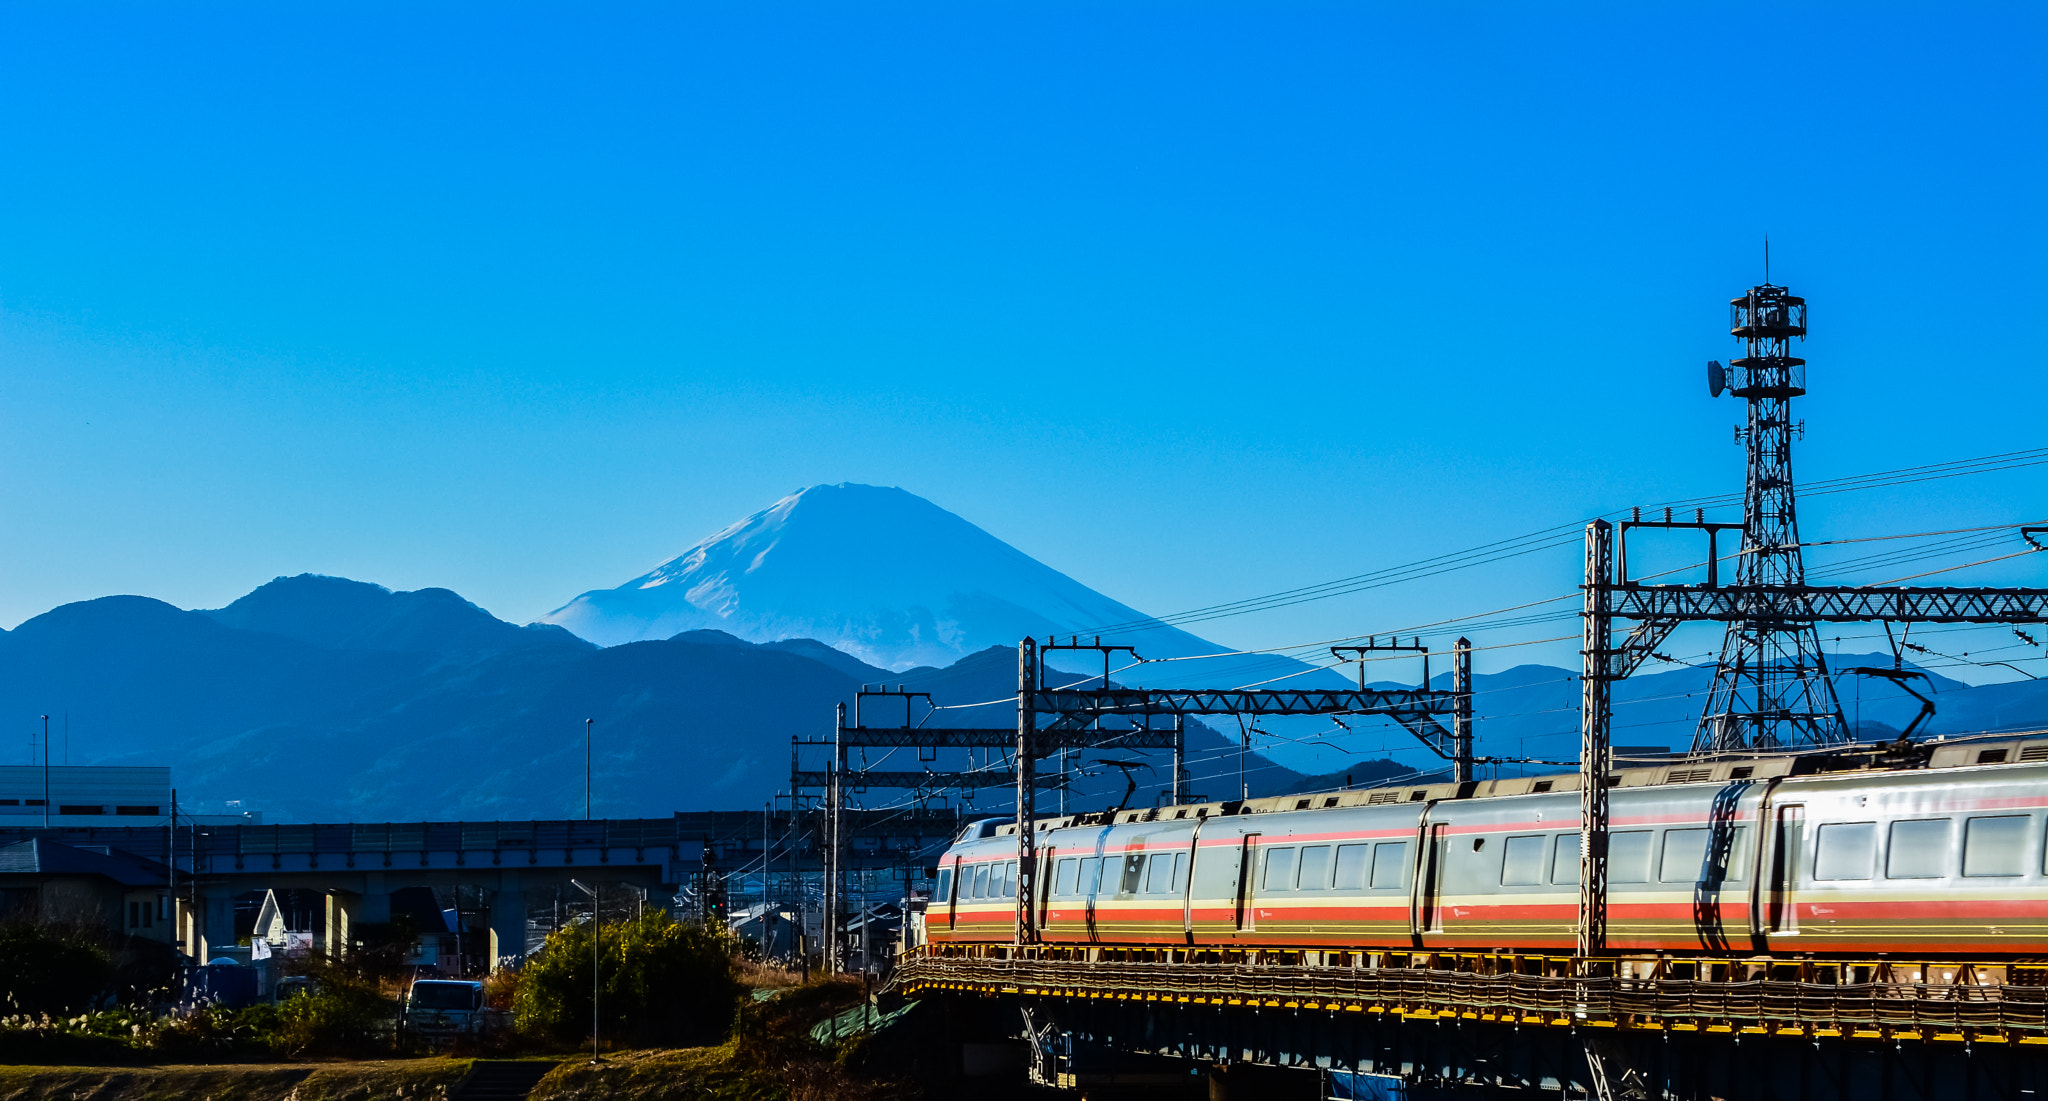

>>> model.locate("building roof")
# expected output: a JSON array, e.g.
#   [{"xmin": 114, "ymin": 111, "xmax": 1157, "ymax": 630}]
[{"xmin": 0, "ymin": 838, "xmax": 169, "ymax": 888}]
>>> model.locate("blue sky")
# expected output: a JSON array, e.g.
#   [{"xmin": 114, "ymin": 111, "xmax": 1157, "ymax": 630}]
[{"xmin": 2, "ymin": 2, "xmax": 2043, "ymax": 678}]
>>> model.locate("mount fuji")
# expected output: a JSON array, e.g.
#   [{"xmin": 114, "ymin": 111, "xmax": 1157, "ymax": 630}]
[{"xmin": 541, "ymin": 483, "xmax": 1333, "ymax": 690}]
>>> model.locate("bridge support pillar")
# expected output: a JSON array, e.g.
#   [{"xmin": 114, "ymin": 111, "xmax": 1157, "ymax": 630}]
[
  {"xmin": 207, "ymin": 894, "xmax": 235, "ymax": 959},
  {"xmin": 359, "ymin": 873, "xmax": 391, "ymax": 925},
  {"xmin": 174, "ymin": 896, "xmax": 198, "ymax": 959},
  {"xmin": 488, "ymin": 872, "xmax": 526, "ymax": 971},
  {"xmin": 177, "ymin": 891, "xmax": 236, "ymax": 960},
  {"xmin": 324, "ymin": 891, "xmax": 358, "ymax": 958}
]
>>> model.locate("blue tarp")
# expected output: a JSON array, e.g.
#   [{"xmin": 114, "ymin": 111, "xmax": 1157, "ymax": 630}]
[
  {"xmin": 182, "ymin": 963, "xmax": 259, "ymax": 1009},
  {"xmin": 1328, "ymin": 1070, "xmax": 1407, "ymax": 1100}
]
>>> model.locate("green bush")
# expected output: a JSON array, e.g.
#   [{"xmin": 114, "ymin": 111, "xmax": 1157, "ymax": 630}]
[
  {"xmin": 270, "ymin": 978, "xmax": 394, "ymax": 1057},
  {"xmin": 0, "ymin": 1007, "xmax": 154, "ymax": 1064},
  {"xmin": 149, "ymin": 1001, "xmax": 274, "ymax": 1061},
  {"xmin": 515, "ymin": 912, "xmax": 739, "ymax": 1048}
]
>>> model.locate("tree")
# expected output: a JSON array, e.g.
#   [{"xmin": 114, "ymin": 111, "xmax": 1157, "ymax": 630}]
[
  {"xmin": 0, "ymin": 921, "xmax": 114, "ymax": 1015},
  {"xmin": 514, "ymin": 911, "xmax": 739, "ymax": 1048}
]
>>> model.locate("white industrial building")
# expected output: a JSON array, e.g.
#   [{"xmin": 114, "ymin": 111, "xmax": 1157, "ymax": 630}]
[{"xmin": 0, "ymin": 766, "xmax": 171, "ymax": 826}]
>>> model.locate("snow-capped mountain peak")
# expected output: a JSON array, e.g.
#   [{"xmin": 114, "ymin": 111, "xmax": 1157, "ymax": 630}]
[{"xmin": 541, "ymin": 484, "xmax": 1168, "ymax": 669}]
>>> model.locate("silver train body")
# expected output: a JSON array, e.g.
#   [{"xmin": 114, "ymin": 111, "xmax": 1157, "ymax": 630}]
[{"xmin": 930, "ymin": 735, "xmax": 2048, "ymax": 957}]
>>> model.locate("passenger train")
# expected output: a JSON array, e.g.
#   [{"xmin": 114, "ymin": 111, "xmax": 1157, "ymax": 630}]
[{"xmin": 929, "ymin": 733, "xmax": 2048, "ymax": 957}]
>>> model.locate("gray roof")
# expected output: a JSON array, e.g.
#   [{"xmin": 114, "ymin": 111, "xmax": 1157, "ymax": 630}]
[{"xmin": 0, "ymin": 838, "xmax": 169, "ymax": 888}]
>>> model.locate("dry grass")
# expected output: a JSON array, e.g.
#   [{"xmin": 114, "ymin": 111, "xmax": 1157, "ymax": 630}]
[
  {"xmin": 527, "ymin": 977, "xmax": 914, "ymax": 1101},
  {"xmin": 529, "ymin": 1042, "xmax": 906, "ymax": 1101},
  {"xmin": 0, "ymin": 1057, "xmax": 473, "ymax": 1101},
  {"xmin": 733, "ymin": 959, "xmax": 804, "ymax": 990}
]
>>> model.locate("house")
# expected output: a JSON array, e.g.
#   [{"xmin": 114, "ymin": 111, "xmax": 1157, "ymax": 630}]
[
  {"xmin": 0, "ymin": 837, "xmax": 171, "ymax": 942},
  {"xmin": 250, "ymin": 889, "xmax": 317, "ymax": 955}
]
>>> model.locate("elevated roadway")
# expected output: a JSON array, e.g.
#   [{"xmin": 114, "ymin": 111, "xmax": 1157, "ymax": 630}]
[{"xmin": 0, "ymin": 807, "xmax": 959, "ymax": 967}]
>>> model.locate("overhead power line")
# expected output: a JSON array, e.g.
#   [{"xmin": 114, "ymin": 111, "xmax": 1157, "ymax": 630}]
[{"xmin": 1083, "ymin": 446, "xmax": 2048, "ymax": 637}]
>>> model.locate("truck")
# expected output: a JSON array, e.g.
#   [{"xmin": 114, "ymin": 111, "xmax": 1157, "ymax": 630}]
[{"xmin": 400, "ymin": 979, "xmax": 501, "ymax": 1046}]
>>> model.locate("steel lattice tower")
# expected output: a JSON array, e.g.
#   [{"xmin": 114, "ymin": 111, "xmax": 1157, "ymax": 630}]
[{"xmin": 1694, "ymin": 280, "xmax": 1850, "ymax": 753}]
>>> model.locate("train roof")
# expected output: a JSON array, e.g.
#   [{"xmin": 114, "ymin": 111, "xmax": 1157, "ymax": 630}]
[{"xmin": 985, "ymin": 728, "xmax": 2048, "ymax": 838}]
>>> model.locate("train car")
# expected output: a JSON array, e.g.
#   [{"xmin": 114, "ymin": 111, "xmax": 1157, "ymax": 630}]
[
  {"xmin": 1040, "ymin": 817, "xmax": 1194, "ymax": 945},
  {"xmin": 928, "ymin": 732, "xmax": 2048, "ymax": 959},
  {"xmin": 930, "ymin": 819, "xmax": 1018, "ymax": 944}
]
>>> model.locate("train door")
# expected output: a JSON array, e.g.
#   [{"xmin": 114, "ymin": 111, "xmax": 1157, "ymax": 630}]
[
  {"xmin": 1236, "ymin": 833, "xmax": 1261, "ymax": 933},
  {"xmin": 1767, "ymin": 805, "xmax": 1804, "ymax": 936},
  {"xmin": 1418, "ymin": 823, "xmax": 1451, "ymax": 938},
  {"xmin": 1188, "ymin": 826, "xmax": 1244, "ymax": 941},
  {"xmin": 944, "ymin": 854, "xmax": 962, "ymax": 933},
  {"xmin": 1181, "ymin": 820, "xmax": 1206, "ymax": 943},
  {"xmin": 1035, "ymin": 847, "xmax": 1054, "ymax": 933}
]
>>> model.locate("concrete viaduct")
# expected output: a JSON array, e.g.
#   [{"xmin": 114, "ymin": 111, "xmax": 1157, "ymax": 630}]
[{"xmin": 0, "ymin": 808, "xmax": 963, "ymax": 968}]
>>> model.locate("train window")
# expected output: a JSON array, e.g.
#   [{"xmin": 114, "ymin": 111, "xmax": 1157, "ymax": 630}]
[
  {"xmin": 1501, "ymin": 835, "xmax": 1547, "ymax": 886},
  {"xmin": 1055, "ymin": 859, "xmax": 1079, "ymax": 895},
  {"xmin": 1296, "ymin": 845, "xmax": 1332, "ymax": 890},
  {"xmin": 1333, "ymin": 844, "xmax": 1369, "ymax": 890},
  {"xmin": 971, "ymin": 864, "xmax": 989, "ymax": 899},
  {"xmin": 1552, "ymin": 834, "xmax": 1579, "ymax": 885},
  {"xmin": 1671, "ymin": 827, "xmax": 1752, "ymax": 882},
  {"xmin": 1609, "ymin": 831, "xmax": 1653, "ymax": 884},
  {"xmin": 1660, "ymin": 829, "xmax": 1709, "ymax": 883},
  {"xmin": 1263, "ymin": 847, "xmax": 1297, "ymax": 892},
  {"xmin": 1100, "ymin": 859, "xmax": 1123, "ymax": 896},
  {"xmin": 1370, "ymin": 842, "xmax": 1407, "ymax": 889},
  {"xmin": 1886, "ymin": 819, "xmax": 1950, "ymax": 879},
  {"xmin": 1145, "ymin": 853, "xmax": 1175, "ymax": 893},
  {"xmin": 1120, "ymin": 854, "xmax": 1146, "ymax": 895},
  {"xmin": 1078, "ymin": 858, "xmax": 1101, "ymax": 896},
  {"xmin": 1003, "ymin": 862, "xmax": 1019, "ymax": 899},
  {"xmin": 1964, "ymin": 815, "xmax": 2031, "ymax": 877},
  {"xmin": 936, "ymin": 867, "xmax": 954, "ymax": 902},
  {"xmin": 1725, "ymin": 828, "xmax": 1751, "ymax": 881},
  {"xmin": 1814, "ymin": 823, "xmax": 1877, "ymax": 881}
]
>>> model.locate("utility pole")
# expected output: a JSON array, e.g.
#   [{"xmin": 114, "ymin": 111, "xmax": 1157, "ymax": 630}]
[
  {"xmin": 571, "ymin": 879, "xmax": 600, "ymax": 1063},
  {"xmin": 1171, "ymin": 714, "xmax": 1184, "ymax": 805},
  {"xmin": 1014, "ymin": 638, "xmax": 1037, "ymax": 946},
  {"xmin": 789, "ymin": 792, "xmax": 806, "ymax": 976},
  {"xmin": 168, "ymin": 789, "xmax": 178, "ymax": 953},
  {"xmin": 1453, "ymin": 639, "xmax": 1474, "ymax": 784},
  {"xmin": 1578, "ymin": 521, "xmax": 1614, "ymax": 961},
  {"xmin": 40, "ymin": 715, "xmax": 49, "ymax": 829},
  {"xmin": 825, "ymin": 701, "xmax": 845, "ymax": 973}
]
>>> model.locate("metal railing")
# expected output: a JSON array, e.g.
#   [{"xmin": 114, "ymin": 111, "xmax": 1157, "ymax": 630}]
[{"xmin": 893, "ymin": 948, "xmax": 2048, "ymax": 1039}]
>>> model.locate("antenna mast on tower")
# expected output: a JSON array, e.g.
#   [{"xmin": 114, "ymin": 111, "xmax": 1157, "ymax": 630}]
[{"xmin": 1695, "ymin": 273, "xmax": 1849, "ymax": 752}]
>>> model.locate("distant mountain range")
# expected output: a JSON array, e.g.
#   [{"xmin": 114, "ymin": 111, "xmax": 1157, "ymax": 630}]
[
  {"xmin": 4, "ymin": 484, "xmax": 2043, "ymax": 822},
  {"xmin": 0, "ymin": 576, "xmax": 1388, "ymax": 822}
]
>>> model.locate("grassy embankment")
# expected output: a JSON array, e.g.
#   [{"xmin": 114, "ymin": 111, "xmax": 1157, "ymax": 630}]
[
  {"xmin": 0, "ymin": 968, "xmax": 911, "ymax": 1101},
  {"xmin": 0, "ymin": 1056, "xmax": 476, "ymax": 1101},
  {"xmin": 528, "ymin": 972, "xmax": 907, "ymax": 1101}
]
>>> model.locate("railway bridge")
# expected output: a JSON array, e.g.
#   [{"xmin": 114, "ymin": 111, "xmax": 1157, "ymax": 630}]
[{"xmin": 894, "ymin": 945, "xmax": 2048, "ymax": 1098}]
